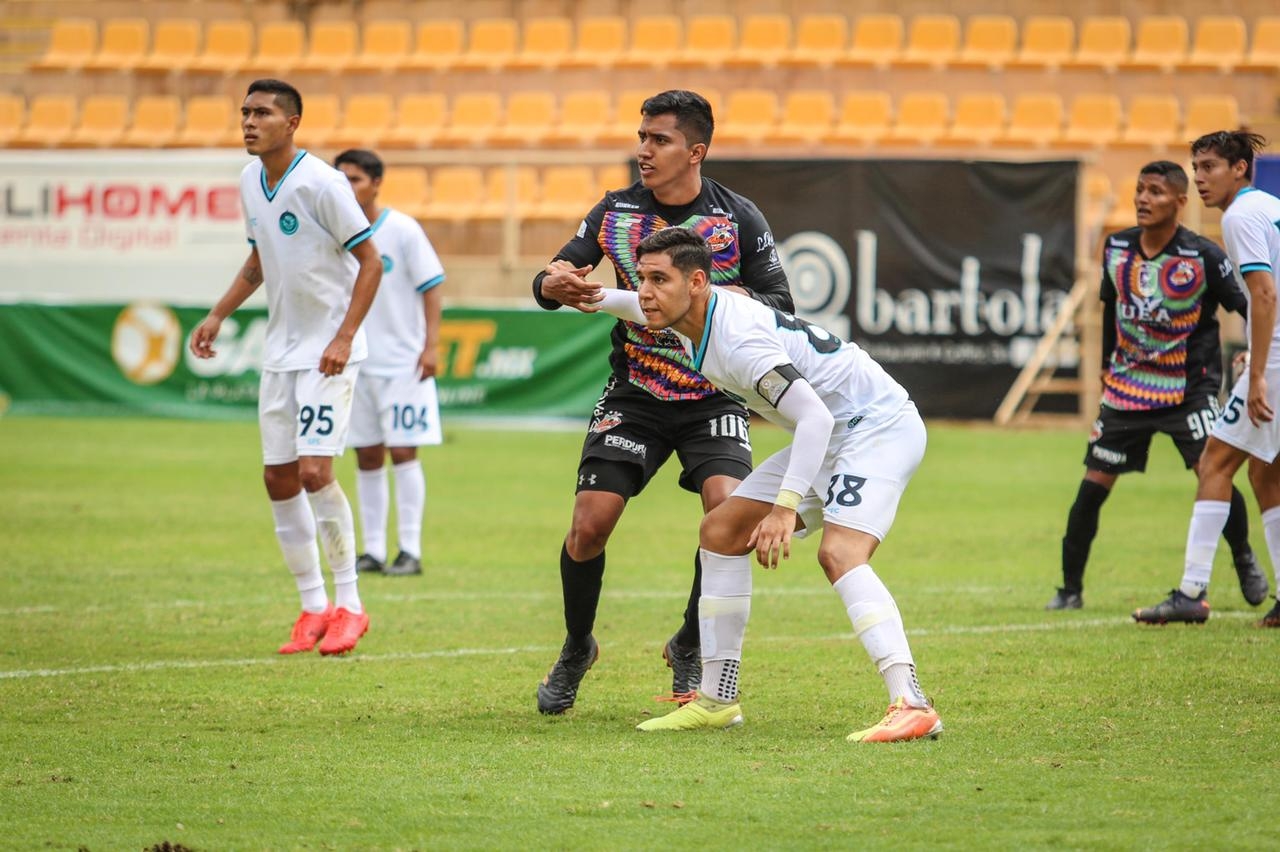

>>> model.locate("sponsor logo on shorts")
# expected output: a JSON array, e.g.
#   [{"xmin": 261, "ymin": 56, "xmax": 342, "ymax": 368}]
[
  {"xmin": 847, "ymin": 415, "xmax": 863, "ymax": 430},
  {"xmin": 1089, "ymin": 419, "xmax": 1103, "ymax": 443},
  {"xmin": 604, "ymin": 434, "xmax": 647, "ymax": 458},
  {"xmin": 279, "ymin": 211, "xmax": 299, "ymax": 235},
  {"xmin": 591, "ymin": 410, "xmax": 623, "ymax": 433},
  {"xmin": 1090, "ymin": 445, "xmax": 1126, "ymax": 465}
]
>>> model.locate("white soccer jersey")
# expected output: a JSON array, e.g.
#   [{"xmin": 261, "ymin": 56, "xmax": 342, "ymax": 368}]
[
  {"xmin": 1222, "ymin": 186, "xmax": 1280, "ymax": 369},
  {"xmin": 360, "ymin": 207, "xmax": 445, "ymax": 377},
  {"xmin": 241, "ymin": 150, "xmax": 373, "ymax": 371}
]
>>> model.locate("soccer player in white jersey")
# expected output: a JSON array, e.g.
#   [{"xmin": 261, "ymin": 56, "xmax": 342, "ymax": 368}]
[
  {"xmin": 334, "ymin": 149, "xmax": 446, "ymax": 577},
  {"xmin": 1134, "ymin": 131, "xmax": 1280, "ymax": 627},
  {"xmin": 190, "ymin": 79, "xmax": 382, "ymax": 655},
  {"xmin": 576, "ymin": 226, "xmax": 942, "ymax": 742}
]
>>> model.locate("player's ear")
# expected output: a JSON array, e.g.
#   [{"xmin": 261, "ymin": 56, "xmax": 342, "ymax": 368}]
[
  {"xmin": 688, "ymin": 142, "xmax": 707, "ymax": 167},
  {"xmin": 286, "ymin": 113, "xmax": 300, "ymax": 135},
  {"xmin": 689, "ymin": 268, "xmax": 709, "ymax": 295}
]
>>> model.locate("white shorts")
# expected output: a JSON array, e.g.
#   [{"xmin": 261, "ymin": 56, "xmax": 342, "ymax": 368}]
[
  {"xmin": 1212, "ymin": 367, "xmax": 1280, "ymax": 463},
  {"xmin": 259, "ymin": 367, "xmax": 359, "ymax": 465},
  {"xmin": 347, "ymin": 372, "xmax": 443, "ymax": 448},
  {"xmin": 732, "ymin": 402, "xmax": 927, "ymax": 542}
]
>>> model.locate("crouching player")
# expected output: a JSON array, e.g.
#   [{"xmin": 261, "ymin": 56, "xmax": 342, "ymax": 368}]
[{"xmin": 578, "ymin": 227, "xmax": 942, "ymax": 742}]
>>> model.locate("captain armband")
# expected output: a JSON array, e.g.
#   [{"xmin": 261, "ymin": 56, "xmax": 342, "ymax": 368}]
[
  {"xmin": 755, "ymin": 363, "xmax": 803, "ymax": 407},
  {"xmin": 775, "ymin": 489, "xmax": 803, "ymax": 511}
]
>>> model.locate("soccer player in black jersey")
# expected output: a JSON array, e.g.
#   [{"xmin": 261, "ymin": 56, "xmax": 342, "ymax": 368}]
[
  {"xmin": 531, "ymin": 90, "xmax": 793, "ymax": 714},
  {"xmin": 1047, "ymin": 161, "xmax": 1266, "ymax": 611}
]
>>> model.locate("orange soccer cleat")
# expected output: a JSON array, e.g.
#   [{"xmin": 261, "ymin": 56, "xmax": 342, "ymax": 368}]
[
  {"xmin": 847, "ymin": 697, "xmax": 943, "ymax": 743},
  {"xmin": 278, "ymin": 605, "xmax": 334, "ymax": 655},
  {"xmin": 317, "ymin": 607, "xmax": 370, "ymax": 656}
]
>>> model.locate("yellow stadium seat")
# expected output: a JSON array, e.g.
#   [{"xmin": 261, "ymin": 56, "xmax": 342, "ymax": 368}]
[
  {"xmin": 595, "ymin": 164, "xmax": 632, "ymax": 194},
  {"xmin": 1184, "ymin": 94, "xmax": 1239, "ymax": 140},
  {"xmin": 995, "ymin": 93, "xmax": 1064, "ymax": 148},
  {"xmin": 597, "ymin": 89, "xmax": 653, "ymax": 146},
  {"xmin": 491, "ymin": 91, "xmax": 558, "ymax": 147},
  {"xmin": 768, "ymin": 90, "xmax": 836, "ymax": 146},
  {"xmin": 380, "ymin": 166, "xmax": 430, "ymax": 219},
  {"xmin": 883, "ymin": 92, "xmax": 950, "ymax": 146},
  {"xmin": 32, "ymin": 18, "xmax": 97, "ymax": 71},
  {"xmin": 938, "ymin": 92, "xmax": 1006, "ymax": 147},
  {"xmin": 670, "ymin": 15, "xmax": 736, "ymax": 69},
  {"xmin": 243, "ymin": 21, "xmax": 304, "ymax": 75},
  {"xmin": 726, "ymin": 14, "xmax": 792, "ymax": 68},
  {"xmin": 825, "ymin": 91, "xmax": 892, "ymax": 147},
  {"xmin": 294, "ymin": 93, "xmax": 339, "ymax": 149},
  {"xmin": 477, "ymin": 165, "xmax": 540, "ymax": 220},
  {"xmin": 328, "ymin": 94, "xmax": 395, "ymax": 150},
  {"xmin": 510, "ymin": 18, "xmax": 573, "ymax": 70},
  {"xmin": 188, "ymin": 20, "xmax": 252, "ymax": 74},
  {"xmin": 436, "ymin": 93, "xmax": 503, "ymax": 147},
  {"xmin": 296, "ymin": 21, "xmax": 358, "ymax": 72},
  {"xmin": 420, "ymin": 166, "xmax": 485, "ymax": 222},
  {"xmin": 1008, "ymin": 16, "xmax": 1074, "ymax": 70},
  {"xmin": 173, "ymin": 96, "xmax": 240, "ymax": 147},
  {"xmin": 616, "ymin": 16, "xmax": 682, "ymax": 69},
  {"xmin": 781, "ymin": 14, "xmax": 848, "ymax": 68},
  {"xmin": 1115, "ymin": 94, "xmax": 1181, "ymax": 149},
  {"xmin": 1123, "ymin": 15, "xmax": 1189, "ymax": 72},
  {"xmin": 953, "ymin": 15, "xmax": 1017, "ymax": 70},
  {"xmin": 895, "ymin": 15, "xmax": 960, "ymax": 69},
  {"xmin": 11, "ymin": 94, "xmax": 77, "ymax": 147},
  {"xmin": 119, "ymin": 95, "xmax": 181, "ymax": 147},
  {"xmin": 136, "ymin": 19, "xmax": 200, "ymax": 73},
  {"xmin": 65, "ymin": 94, "xmax": 129, "ymax": 147},
  {"xmin": 1180, "ymin": 15, "xmax": 1246, "ymax": 72},
  {"xmin": 1243, "ymin": 17, "xmax": 1280, "ymax": 71},
  {"xmin": 1053, "ymin": 93, "xmax": 1123, "ymax": 149},
  {"xmin": 454, "ymin": 18, "xmax": 518, "ymax": 71},
  {"xmin": 0, "ymin": 95, "xmax": 24, "ymax": 146},
  {"xmin": 403, "ymin": 21, "xmax": 463, "ymax": 72},
  {"xmin": 714, "ymin": 89, "xmax": 779, "ymax": 146},
  {"xmin": 1067, "ymin": 16, "xmax": 1130, "ymax": 71},
  {"xmin": 563, "ymin": 17, "xmax": 627, "ymax": 69},
  {"xmin": 84, "ymin": 18, "xmax": 148, "ymax": 72},
  {"xmin": 349, "ymin": 20, "xmax": 411, "ymax": 72},
  {"xmin": 527, "ymin": 166, "xmax": 597, "ymax": 220},
  {"xmin": 839, "ymin": 14, "xmax": 904, "ymax": 69},
  {"xmin": 382, "ymin": 93, "xmax": 447, "ymax": 149},
  {"xmin": 544, "ymin": 90, "xmax": 612, "ymax": 147}
]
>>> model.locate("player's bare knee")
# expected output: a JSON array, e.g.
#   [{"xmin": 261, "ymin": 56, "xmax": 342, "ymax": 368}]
[
  {"xmin": 354, "ymin": 446, "xmax": 385, "ymax": 470},
  {"xmin": 699, "ymin": 511, "xmax": 751, "ymax": 556},
  {"xmin": 297, "ymin": 459, "xmax": 334, "ymax": 493},
  {"xmin": 565, "ymin": 525, "xmax": 609, "ymax": 561}
]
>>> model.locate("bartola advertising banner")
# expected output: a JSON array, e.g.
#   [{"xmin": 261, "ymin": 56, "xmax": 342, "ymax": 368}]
[
  {"xmin": 0, "ymin": 303, "xmax": 612, "ymax": 420},
  {"xmin": 706, "ymin": 159, "xmax": 1078, "ymax": 418}
]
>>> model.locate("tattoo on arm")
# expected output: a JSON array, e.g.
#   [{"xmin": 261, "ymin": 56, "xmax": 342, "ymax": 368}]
[{"xmin": 240, "ymin": 257, "xmax": 263, "ymax": 288}]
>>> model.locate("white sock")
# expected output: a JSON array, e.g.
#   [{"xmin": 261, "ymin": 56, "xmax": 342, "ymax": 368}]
[
  {"xmin": 833, "ymin": 565, "xmax": 928, "ymax": 708},
  {"xmin": 1181, "ymin": 500, "xmax": 1230, "ymax": 597},
  {"xmin": 1261, "ymin": 506, "xmax": 1280, "ymax": 597},
  {"xmin": 308, "ymin": 481, "xmax": 362, "ymax": 614},
  {"xmin": 392, "ymin": 459, "xmax": 425, "ymax": 559},
  {"xmin": 270, "ymin": 491, "xmax": 327, "ymax": 613},
  {"xmin": 355, "ymin": 466, "xmax": 388, "ymax": 563},
  {"xmin": 698, "ymin": 549, "xmax": 752, "ymax": 703}
]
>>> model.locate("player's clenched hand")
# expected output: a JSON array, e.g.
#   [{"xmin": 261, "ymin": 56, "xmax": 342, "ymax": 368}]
[
  {"xmin": 747, "ymin": 506, "xmax": 796, "ymax": 570},
  {"xmin": 1248, "ymin": 374, "xmax": 1274, "ymax": 426},
  {"xmin": 541, "ymin": 261, "xmax": 601, "ymax": 309},
  {"xmin": 189, "ymin": 315, "xmax": 222, "ymax": 359},
  {"xmin": 319, "ymin": 336, "xmax": 352, "ymax": 376}
]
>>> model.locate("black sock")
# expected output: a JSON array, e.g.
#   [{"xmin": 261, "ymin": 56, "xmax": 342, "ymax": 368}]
[
  {"xmin": 673, "ymin": 548, "xmax": 702, "ymax": 648},
  {"xmin": 1223, "ymin": 485, "xmax": 1251, "ymax": 558},
  {"xmin": 561, "ymin": 543, "xmax": 605, "ymax": 645},
  {"xmin": 1062, "ymin": 479, "xmax": 1111, "ymax": 593}
]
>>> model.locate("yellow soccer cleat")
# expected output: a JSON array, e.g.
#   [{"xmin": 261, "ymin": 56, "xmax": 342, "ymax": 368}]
[
  {"xmin": 847, "ymin": 697, "xmax": 943, "ymax": 743},
  {"xmin": 636, "ymin": 693, "xmax": 743, "ymax": 732}
]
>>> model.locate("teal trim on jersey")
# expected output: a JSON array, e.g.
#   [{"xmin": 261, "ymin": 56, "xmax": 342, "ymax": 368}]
[
  {"xmin": 246, "ymin": 238, "xmax": 256, "ymax": 245},
  {"xmin": 693, "ymin": 290, "xmax": 718, "ymax": 372},
  {"xmin": 343, "ymin": 227, "xmax": 373, "ymax": 251},
  {"xmin": 416, "ymin": 274, "xmax": 445, "ymax": 293},
  {"xmin": 369, "ymin": 207, "xmax": 391, "ymax": 234},
  {"xmin": 260, "ymin": 149, "xmax": 307, "ymax": 202},
  {"xmin": 1236, "ymin": 186, "xmax": 1258, "ymax": 199},
  {"xmin": 1240, "ymin": 263, "xmax": 1273, "ymax": 273}
]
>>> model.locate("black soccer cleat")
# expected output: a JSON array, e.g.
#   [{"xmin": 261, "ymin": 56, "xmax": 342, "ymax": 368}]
[
  {"xmin": 537, "ymin": 635, "xmax": 600, "ymax": 715},
  {"xmin": 1258, "ymin": 598, "xmax": 1280, "ymax": 628},
  {"xmin": 663, "ymin": 635, "xmax": 702, "ymax": 698},
  {"xmin": 355, "ymin": 553, "xmax": 385, "ymax": 574},
  {"xmin": 1132, "ymin": 589, "xmax": 1210, "ymax": 625},
  {"xmin": 1233, "ymin": 550, "xmax": 1269, "ymax": 606},
  {"xmin": 384, "ymin": 550, "xmax": 422, "ymax": 576},
  {"xmin": 1044, "ymin": 588, "xmax": 1083, "ymax": 611}
]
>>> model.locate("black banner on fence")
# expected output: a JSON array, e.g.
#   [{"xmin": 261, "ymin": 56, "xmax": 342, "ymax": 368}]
[{"xmin": 705, "ymin": 159, "xmax": 1078, "ymax": 419}]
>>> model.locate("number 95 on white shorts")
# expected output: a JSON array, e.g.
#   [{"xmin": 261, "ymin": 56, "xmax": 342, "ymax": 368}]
[
  {"xmin": 347, "ymin": 373, "xmax": 443, "ymax": 449},
  {"xmin": 259, "ymin": 367, "xmax": 359, "ymax": 464}
]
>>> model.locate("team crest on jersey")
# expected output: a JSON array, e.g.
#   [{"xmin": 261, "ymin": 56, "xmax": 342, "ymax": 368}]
[
  {"xmin": 381, "ymin": 254, "xmax": 394, "ymax": 273},
  {"xmin": 590, "ymin": 411, "xmax": 623, "ymax": 433},
  {"xmin": 1169, "ymin": 260, "xmax": 1196, "ymax": 288},
  {"xmin": 279, "ymin": 211, "xmax": 299, "ymax": 235},
  {"xmin": 706, "ymin": 222, "xmax": 734, "ymax": 252}
]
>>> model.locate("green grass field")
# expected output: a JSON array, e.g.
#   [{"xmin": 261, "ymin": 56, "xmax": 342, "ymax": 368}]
[{"xmin": 1, "ymin": 416, "xmax": 1276, "ymax": 851}]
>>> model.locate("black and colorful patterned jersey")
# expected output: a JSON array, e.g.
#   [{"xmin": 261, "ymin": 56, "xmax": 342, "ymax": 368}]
[
  {"xmin": 1099, "ymin": 225, "xmax": 1245, "ymax": 411},
  {"xmin": 534, "ymin": 177, "xmax": 792, "ymax": 401}
]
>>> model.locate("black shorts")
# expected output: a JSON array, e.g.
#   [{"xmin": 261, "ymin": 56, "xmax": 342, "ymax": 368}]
[
  {"xmin": 575, "ymin": 376, "xmax": 754, "ymax": 497},
  {"xmin": 1084, "ymin": 392, "xmax": 1222, "ymax": 474}
]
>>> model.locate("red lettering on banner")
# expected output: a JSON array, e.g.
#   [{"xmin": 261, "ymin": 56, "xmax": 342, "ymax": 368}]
[
  {"xmin": 207, "ymin": 186, "xmax": 239, "ymax": 220},
  {"xmin": 150, "ymin": 187, "xmax": 198, "ymax": 218},
  {"xmin": 102, "ymin": 185, "xmax": 141, "ymax": 218},
  {"xmin": 54, "ymin": 185, "xmax": 94, "ymax": 216}
]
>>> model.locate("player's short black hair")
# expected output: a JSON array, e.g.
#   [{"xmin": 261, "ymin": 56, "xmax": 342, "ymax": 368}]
[
  {"xmin": 1191, "ymin": 130, "xmax": 1269, "ymax": 181},
  {"xmin": 334, "ymin": 149, "xmax": 384, "ymax": 181},
  {"xmin": 246, "ymin": 79, "xmax": 302, "ymax": 117},
  {"xmin": 1139, "ymin": 160, "xmax": 1189, "ymax": 194},
  {"xmin": 636, "ymin": 227, "xmax": 712, "ymax": 279},
  {"xmin": 641, "ymin": 90, "xmax": 714, "ymax": 148}
]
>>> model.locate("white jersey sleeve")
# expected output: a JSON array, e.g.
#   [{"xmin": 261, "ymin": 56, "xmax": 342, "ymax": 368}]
[
  {"xmin": 404, "ymin": 221, "xmax": 446, "ymax": 292},
  {"xmin": 1222, "ymin": 188, "xmax": 1280, "ymax": 369},
  {"xmin": 594, "ymin": 288, "xmax": 647, "ymax": 324},
  {"xmin": 316, "ymin": 176, "xmax": 374, "ymax": 250}
]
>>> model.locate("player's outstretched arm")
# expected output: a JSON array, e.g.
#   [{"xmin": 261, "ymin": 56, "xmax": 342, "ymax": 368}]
[
  {"xmin": 320, "ymin": 238, "xmax": 382, "ymax": 376},
  {"xmin": 576, "ymin": 287, "xmax": 646, "ymax": 325},
  {"xmin": 190, "ymin": 247, "xmax": 263, "ymax": 359},
  {"xmin": 538, "ymin": 260, "xmax": 603, "ymax": 310}
]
